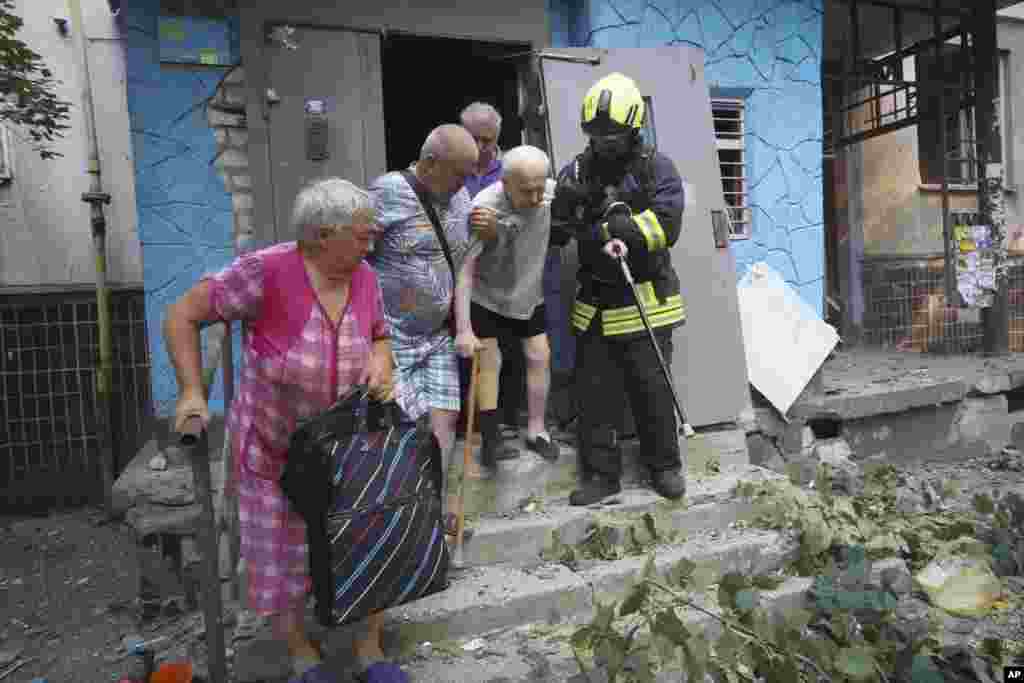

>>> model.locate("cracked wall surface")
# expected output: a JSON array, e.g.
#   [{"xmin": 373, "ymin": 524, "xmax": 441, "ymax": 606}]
[
  {"xmin": 553, "ymin": 0, "xmax": 825, "ymax": 314},
  {"xmin": 123, "ymin": 0, "xmax": 240, "ymax": 417}
]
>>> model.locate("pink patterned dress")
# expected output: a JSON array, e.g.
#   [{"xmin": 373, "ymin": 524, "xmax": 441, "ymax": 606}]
[{"xmin": 205, "ymin": 242, "xmax": 389, "ymax": 615}]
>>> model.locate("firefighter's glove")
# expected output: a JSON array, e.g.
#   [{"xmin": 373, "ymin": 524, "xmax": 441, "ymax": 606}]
[
  {"xmin": 552, "ymin": 174, "xmax": 590, "ymax": 224},
  {"xmin": 601, "ymin": 212, "xmax": 647, "ymax": 257}
]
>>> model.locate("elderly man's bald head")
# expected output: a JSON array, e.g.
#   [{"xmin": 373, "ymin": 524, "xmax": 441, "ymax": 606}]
[
  {"xmin": 502, "ymin": 145, "xmax": 550, "ymax": 210},
  {"xmin": 420, "ymin": 124, "xmax": 478, "ymax": 166},
  {"xmin": 415, "ymin": 124, "xmax": 479, "ymax": 199},
  {"xmin": 502, "ymin": 145, "xmax": 550, "ymax": 182}
]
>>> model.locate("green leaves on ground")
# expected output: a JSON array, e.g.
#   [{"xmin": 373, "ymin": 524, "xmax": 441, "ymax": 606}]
[
  {"xmin": 541, "ymin": 511, "xmax": 680, "ymax": 570},
  {"xmin": 835, "ymin": 646, "xmax": 878, "ymax": 680},
  {"xmin": 565, "ymin": 463, "xmax": 1024, "ymax": 682}
]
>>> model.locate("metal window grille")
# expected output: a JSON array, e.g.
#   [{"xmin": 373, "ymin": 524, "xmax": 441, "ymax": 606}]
[
  {"xmin": 712, "ymin": 99, "xmax": 750, "ymax": 239},
  {"xmin": 861, "ymin": 255, "xmax": 1024, "ymax": 354},
  {"xmin": 0, "ymin": 289, "xmax": 152, "ymax": 510},
  {"xmin": 1008, "ymin": 261, "xmax": 1024, "ymax": 353},
  {"xmin": 861, "ymin": 256, "xmax": 985, "ymax": 353}
]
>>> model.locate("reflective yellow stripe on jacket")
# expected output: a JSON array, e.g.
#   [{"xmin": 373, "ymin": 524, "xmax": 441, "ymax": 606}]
[
  {"xmin": 571, "ymin": 281, "xmax": 685, "ymax": 336},
  {"xmin": 633, "ymin": 209, "xmax": 667, "ymax": 251},
  {"xmin": 571, "ymin": 300, "xmax": 598, "ymax": 332},
  {"xmin": 599, "ymin": 210, "xmax": 668, "ymax": 252}
]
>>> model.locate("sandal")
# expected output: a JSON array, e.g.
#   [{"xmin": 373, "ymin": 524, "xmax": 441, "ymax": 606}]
[
  {"xmin": 290, "ymin": 654, "xmax": 323, "ymax": 679},
  {"xmin": 444, "ymin": 512, "xmax": 474, "ymax": 542},
  {"xmin": 355, "ymin": 661, "xmax": 410, "ymax": 682}
]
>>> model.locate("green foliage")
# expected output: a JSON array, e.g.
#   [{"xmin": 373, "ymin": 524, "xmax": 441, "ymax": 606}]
[
  {"xmin": 565, "ymin": 465, "xmax": 1023, "ymax": 682},
  {"xmin": 541, "ymin": 511, "xmax": 681, "ymax": 569},
  {"xmin": 0, "ymin": 0, "xmax": 72, "ymax": 159}
]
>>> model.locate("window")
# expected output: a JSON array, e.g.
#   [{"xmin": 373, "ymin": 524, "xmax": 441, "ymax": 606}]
[
  {"xmin": 916, "ymin": 37, "xmax": 976, "ymax": 186},
  {"xmin": 712, "ymin": 99, "xmax": 750, "ymax": 239}
]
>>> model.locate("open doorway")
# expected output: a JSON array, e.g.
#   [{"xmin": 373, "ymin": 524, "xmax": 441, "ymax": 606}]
[{"xmin": 380, "ymin": 33, "xmax": 527, "ymax": 170}]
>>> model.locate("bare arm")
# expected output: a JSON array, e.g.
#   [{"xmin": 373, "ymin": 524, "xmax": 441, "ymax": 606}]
[
  {"xmin": 364, "ymin": 336, "xmax": 395, "ymax": 400},
  {"xmin": 455, "ymin": 240, "xmax": 484, "ymax": 337},
  {"xmin": 162, "ymin": 280, "xmax": 221, "ymax": 399}
]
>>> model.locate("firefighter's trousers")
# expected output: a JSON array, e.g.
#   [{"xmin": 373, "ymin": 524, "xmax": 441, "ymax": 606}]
[{"xmin": 575, "ymin": 321, "xmax": 683, "ymax": 482}]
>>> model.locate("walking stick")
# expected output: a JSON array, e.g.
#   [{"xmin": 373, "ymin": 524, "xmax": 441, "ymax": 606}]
[
  {"xmin": 453, "ymin": 350, "xmax": 481, "ymax": 559},
  {"xmin": 179, "ymin": 417, "xmax": 228, "ymax": 683},
  {"xmin": 612, "ymin": 249, "xmax": 695, "ymax": 438}
]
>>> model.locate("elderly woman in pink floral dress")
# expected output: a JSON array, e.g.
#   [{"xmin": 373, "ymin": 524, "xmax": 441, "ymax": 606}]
[{"xmin": 163, "ymin": 178, "xmax": 394, "ymax": 677}]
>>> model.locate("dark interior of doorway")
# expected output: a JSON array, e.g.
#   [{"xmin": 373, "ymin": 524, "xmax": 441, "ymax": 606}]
[{"xmin": 380, "ymin": 33, "xmax": 526, "ymax": 171}]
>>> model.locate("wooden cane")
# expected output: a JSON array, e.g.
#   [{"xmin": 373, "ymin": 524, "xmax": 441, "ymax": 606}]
[
  {"xmin": 454, "ymin": 350, "xmax": 481, "ymax": 551},
  {"xmin": 179, "ymin": 417, "xmax": 227, "ymax": 683}
]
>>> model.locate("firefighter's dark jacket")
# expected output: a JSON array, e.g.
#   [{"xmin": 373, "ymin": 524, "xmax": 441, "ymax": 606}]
[{"xmin": 551, "ymin": 146, "xmax": 686, "ymax": 339}]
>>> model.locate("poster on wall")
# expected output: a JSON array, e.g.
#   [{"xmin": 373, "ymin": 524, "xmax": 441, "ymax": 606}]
[
  {"xmin": 953, "ymin": 215, "xmax": 996, "ymax": 308},
  {"xmin": 158, "ymin": 15, "xmax": 236, "ymax": 66}
]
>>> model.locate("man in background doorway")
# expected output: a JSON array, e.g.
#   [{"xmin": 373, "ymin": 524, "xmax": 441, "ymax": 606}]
[
  {"xmin": 461, "ymin": 102, "xmax": 503, "ymax": 198},
  {"xmin": 457, "ymin": 102, "xmax": 529, "ymax": 446}
]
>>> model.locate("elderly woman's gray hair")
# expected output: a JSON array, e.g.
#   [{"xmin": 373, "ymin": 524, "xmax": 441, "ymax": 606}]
[{"xmin": 291, "ymin": 177, "xmax": 375, "ymax": 247}]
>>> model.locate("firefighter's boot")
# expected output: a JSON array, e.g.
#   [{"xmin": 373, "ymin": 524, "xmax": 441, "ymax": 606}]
[{"xmin": 651, "ymin": 468, "xmax": 686, "ymax": 501}]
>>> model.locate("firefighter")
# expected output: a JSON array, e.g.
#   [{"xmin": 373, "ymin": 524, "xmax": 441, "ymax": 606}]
[{"xmin": 551, "ymin": 72, "xmax": 687, "ymax": 506}]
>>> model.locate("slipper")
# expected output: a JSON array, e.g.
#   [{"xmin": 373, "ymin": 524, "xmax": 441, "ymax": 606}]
[
  {"xmin": 290, "ymin": 654, "xmax": 324, "ymax": 679},
  {"xmin": 355, "ymin": 661, "xmax": 410, "ymax": 683}
]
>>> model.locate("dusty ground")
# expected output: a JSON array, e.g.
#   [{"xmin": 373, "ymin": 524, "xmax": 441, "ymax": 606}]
[
  {"xmin": 906, "ymin": 448, "xmax": 1024, "ymax": 648},
  {"xmin": 821, "ymin": 349, "xmax": 1024, "ymax": 395},
  {"xmin": 0, "ymin": 507, "xmax": 213, "ymax": 683}
]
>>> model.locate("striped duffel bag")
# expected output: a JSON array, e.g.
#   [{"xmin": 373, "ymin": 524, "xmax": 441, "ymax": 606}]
[{"xmin": 280, "ymin": 385, "xmax": 450, "ymax": 627}]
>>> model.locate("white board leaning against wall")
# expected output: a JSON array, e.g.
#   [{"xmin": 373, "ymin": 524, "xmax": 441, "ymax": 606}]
[{"xmin": 737, "ymin": 262, "xmax": 839, "ymax": 418}]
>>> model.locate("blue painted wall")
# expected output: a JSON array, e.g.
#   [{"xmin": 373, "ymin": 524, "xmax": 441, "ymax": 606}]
[
  {"xmin": 123, "ymin": 0, "xmax": 240, "ymax": 417},
  {"xmin": 550, "ymin": 0, "xmax": 825, "ymax": 317}
]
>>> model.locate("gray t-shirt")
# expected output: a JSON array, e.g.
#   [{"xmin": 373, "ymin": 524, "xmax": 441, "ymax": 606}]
[{"xmin": 461, "ymin": 178, "xmax": 555, "ymax": 321}]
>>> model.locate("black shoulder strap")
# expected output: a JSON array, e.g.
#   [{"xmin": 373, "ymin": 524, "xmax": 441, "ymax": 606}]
[{"xmin": 400, "ymin": 170, "xmax": 456, "ymax": 277}]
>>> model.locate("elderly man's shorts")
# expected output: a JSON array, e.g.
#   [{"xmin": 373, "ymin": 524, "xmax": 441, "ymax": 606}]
[
  {"xmin": 471, "ymin": 302, "xmax": 547, "ymax": 340},
  {"xmin": 392, "ymin": 335, "xmax": 461, "ymax": 418}
]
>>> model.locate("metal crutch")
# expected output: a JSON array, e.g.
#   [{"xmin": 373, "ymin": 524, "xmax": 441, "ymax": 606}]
[{"xmin": 611, "ymin": 247, "xmax": 695, "ymax": 438}]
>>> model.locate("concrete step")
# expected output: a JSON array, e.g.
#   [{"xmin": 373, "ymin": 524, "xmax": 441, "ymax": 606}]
[
  {"xmin": 233, "ymin": 557, "xmax": 809, "ymax": 683},
  {"xmin": 394, "ymin": 575, "xmax": 814, "ymax": 682},
  {"xmin": 374, "ymin": 526, "xmax": 799, "ymax": 653},
  {"xmin": 231, "ymin": 526, "xmax": 799, "ymax": 682},
  {"xmin": 459, "ymin": 464, "xmax": 784, "ymax": 568},
  {"xmin": 457, "ymin": 426, "xmax": 751, "ymax": 518}
]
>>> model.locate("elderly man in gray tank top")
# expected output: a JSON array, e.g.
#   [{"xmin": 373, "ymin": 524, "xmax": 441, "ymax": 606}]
[{"xmin": 453, "ymin": 145, "xmax": 562, "ymax": 469}]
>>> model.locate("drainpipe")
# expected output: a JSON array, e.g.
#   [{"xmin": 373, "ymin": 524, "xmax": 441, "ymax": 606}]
[{"xmin": 68, "ymin": 0, "xmax": 116, "ymax": 514}]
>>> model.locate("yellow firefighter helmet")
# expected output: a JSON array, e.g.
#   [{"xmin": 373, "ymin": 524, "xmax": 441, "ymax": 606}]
[{"xmin": 581, "ymin": 72, "xmax": 645, "ymax": 136}]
